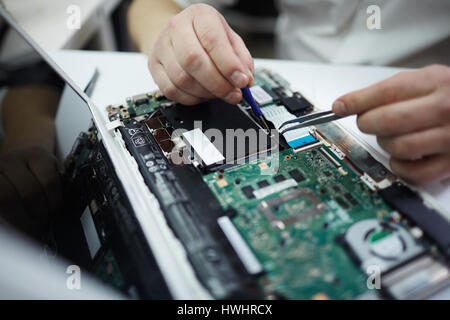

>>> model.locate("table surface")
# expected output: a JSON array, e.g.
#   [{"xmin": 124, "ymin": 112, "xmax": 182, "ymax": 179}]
[
  {"xmin": 50, "ymin": 50, "xmax": 450, "ymax": 214},
  {"xmin": 3, "ymin": 0, "xmax": 120, "ymax": 50}
]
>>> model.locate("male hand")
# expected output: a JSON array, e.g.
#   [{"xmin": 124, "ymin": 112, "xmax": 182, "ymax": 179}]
[
  {"xmin": 0, "ymin": 145, "xmax": 62, "ymax": 238},
  {"xmin": 332, "ymin": 64, "xmax": 450, "ymax": 185},
  {"xmin": 148, "ymin": 4, "xmax": 254, "ymax": 106}
]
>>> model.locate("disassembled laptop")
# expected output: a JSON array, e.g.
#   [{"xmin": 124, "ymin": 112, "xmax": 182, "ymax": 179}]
[
  {"xmin": 65, "ymin": 69, "xmax": 450, "ymax": 300},
  {"xmin": 1, "ymin": 0, "xmax": 449, "ymax": 301}
]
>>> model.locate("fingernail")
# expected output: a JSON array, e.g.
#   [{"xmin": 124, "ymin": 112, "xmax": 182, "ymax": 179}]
[
  {"xmin": 332, "ymin": 100, "xmax": 347, "ymax": 115},
  {"xmin": 230, "ymin": 71, "xmax": 249, "ymax": 88},
  {"xmin": 248, "ymin": 73, "xmax": 255, "ymax": 86},
  {"xmin": 224, "ymin": 90, "xmax": 241, "ymax": 104}
]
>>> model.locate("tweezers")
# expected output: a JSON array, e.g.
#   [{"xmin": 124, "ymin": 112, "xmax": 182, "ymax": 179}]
[{"xmin": 279, "ymin": 110, "xmax": 344, "ymax": 135}]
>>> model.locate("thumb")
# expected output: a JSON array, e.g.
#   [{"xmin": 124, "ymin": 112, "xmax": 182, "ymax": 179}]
[{"xmin": 225, "ymin": 23, "xmax": 254, "ymax": 82}]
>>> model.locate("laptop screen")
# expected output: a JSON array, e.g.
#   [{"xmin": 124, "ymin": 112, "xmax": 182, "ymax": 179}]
[
  {"xmin": 0, "ymin": 8, "xmax": 93, "ymax": 240},
  {"xmin": 0, "ymin": 6, "xmax": 191, "ymax": 299}
]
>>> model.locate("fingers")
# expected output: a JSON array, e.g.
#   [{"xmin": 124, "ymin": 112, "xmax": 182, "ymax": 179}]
[
  {"xmin": 149, "ymin": 4, "xmax": 254, "ymax": 105},
  {"xmin": 226, "ymin": 26, "xmax": 255, "ymax": 85},
  {"xmin": 356, "ymin": 92, "xmax": 450, "ymax": 136},
  {"xmin": 218, "ymin": 13, "xmax": 254, "ymax": 79},
  {"xmin": 329, "ymin": 65, "xmax": 450, "ymax": 186},
  {"xmin": 390, "ymin": 153, "xmax": 450, "ymax": 185},
  {"xmin": 192, "ymin": 5, "xmax": 252, "ymax": 87},
  {"xmin": 377, "ymin": 124, "xmax": 450, "ymax": 160},
  {"xmin": 154, "ymin": 32, "xmax": 215, "ymax": 100},
  {"xmin": 332, "ymin": 67, "xmax": 438, "ymax": 116},
  {"xmin": 149, "ymin": 57, "xmax": 207, "ymax": 105},
  {"xmin": 169, "ymin": 12, "xmax": 241, "ymax": 104}
]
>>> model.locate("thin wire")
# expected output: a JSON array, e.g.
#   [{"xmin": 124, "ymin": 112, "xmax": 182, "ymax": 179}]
[{"xmin": 145, "ymin": 109, "xmax": 160, "ymax": 121}]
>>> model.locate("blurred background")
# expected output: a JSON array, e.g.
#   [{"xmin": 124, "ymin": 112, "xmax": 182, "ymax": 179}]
[{"xmin": 1, "ymin": 0, "xmax": 278, "ymax": 57}]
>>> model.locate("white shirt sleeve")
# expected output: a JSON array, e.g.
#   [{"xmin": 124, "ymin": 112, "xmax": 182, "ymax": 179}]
[{"xmin": 276, "ymin": 0, "xmax": 450, "ymax": 66}]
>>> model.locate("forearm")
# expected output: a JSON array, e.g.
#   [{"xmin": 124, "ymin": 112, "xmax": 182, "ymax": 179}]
[
  {"xmin": 128, "ymin": 0, "xmax": 182, "ymax": 54},
  {"xmin": 1, "ymin": 85, "xmax": 60, "ymax": 154}
]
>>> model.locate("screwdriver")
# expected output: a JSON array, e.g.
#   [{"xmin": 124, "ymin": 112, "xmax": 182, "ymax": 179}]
[{"xmin": 241, "ymin": 86, "xmax": 271, "ymax": 132}]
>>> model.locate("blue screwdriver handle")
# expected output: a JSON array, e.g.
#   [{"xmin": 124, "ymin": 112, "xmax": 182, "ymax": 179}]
[{"xmin": 241, "ymin": 86, "xmax": 262, "ymax": 118}]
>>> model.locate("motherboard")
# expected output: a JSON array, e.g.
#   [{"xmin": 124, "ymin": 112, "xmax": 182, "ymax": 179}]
[{"xmin": 67, "ymin": 69, "xmax": 450, "ymax": 300}]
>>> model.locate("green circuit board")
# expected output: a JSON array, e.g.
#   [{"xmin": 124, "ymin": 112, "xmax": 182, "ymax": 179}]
[
  {"xmin": 203, "ymin": 146, "xmax": 394, "ymax": 299},
  {"xmin": 94, "ymin": 249, "xmax": 126, "ymax": 291},
  {"xmin": 102, "ymin": 69, "xmax": 448, "ymax": 300},
  {"xmin": 106, "ymin": 72, "xmax": 280, "ymax": 122}
]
